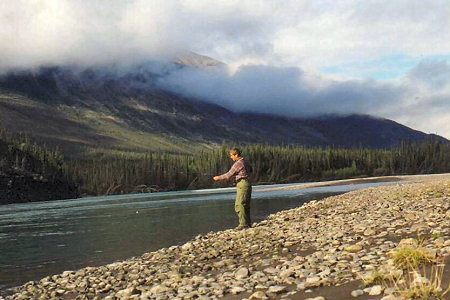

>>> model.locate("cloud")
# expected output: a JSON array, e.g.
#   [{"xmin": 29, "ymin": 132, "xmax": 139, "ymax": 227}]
[
  {"xmin": 0, "ymin": 1, "xmax": 449, "ymax": 138},
  {"xmin": 155, "ymin": 60, "xmax": 450, "ymax": 138},
  {"xmin": 0, "ymin": 0, "xmax": 279, "ymax": 71},
  {"xmin": 3, "ymin": 1, "xmax": 448, "ymax": 72},
  {"xmin": 407, "ymin": 60, "xmax": 450, "ymax": 89},
  {"xmin": 156, "ymin": 63, "xmax": 404, "ymax": 117}
]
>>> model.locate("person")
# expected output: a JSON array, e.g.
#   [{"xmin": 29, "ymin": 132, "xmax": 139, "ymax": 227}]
[{"xmin": 213, "ymin": 148, "xmax": 252, "ymax": 230}]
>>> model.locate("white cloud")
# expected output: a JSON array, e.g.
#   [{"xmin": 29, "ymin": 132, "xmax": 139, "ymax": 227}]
[
  {"xmin": 1, "ymin": 0, "xmax": 450, "ymax": 70},
  {"xmin": 0, "ymin": 0, "xmax": 449, "ymax": 138}
]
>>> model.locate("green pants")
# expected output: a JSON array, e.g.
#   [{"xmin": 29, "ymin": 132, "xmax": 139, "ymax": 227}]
[{"xmin": 235, "ymin": 179, "xmax": 252, "ymax": 227}]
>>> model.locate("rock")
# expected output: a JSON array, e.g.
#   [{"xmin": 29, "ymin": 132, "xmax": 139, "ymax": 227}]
[
  {"xmin": 263, "ymin": 267, "xmax": 278, "ymax": 274},
  {"xmin": 381, "ymin": 295, "xmax": 401, "ymax": 300},
  {"xmin": 397, "ymin": 238, "xmax": 418, "ymax": 248},
  {"xmin": 149, "ymin": 284, "xmax": 170, "ymax": 294},
  {"xmin": 116, "ymin": 287, "xmax": 140, "ymax": 298},
  {"xmin": 297, "ymin": 282, "xmax": 306, "ymax": 290},
  {"xmin": 305, "ymin": 276, "xmax": 321, "ymax": 286},
  {"xmin": 235, "ymin": 267, "xmax": 250, "ymax": 279},
  {"xmin": 230, "ymin": 286, "xmax": 246, "ymax": 294},
  {"xmin": 267, "ymin": 285, "xmax": 287, "ymax": 293},
  {"xmin": 279, "ymin": 268, "xmax": 295, "ymax": 279},
  {"xmin": 363, "ymin": 228, "xmax": 376, "ymax": 236},
  {"xmin": 368, "ymin": 285, "xmax": 383, "ymax": 296},
  {"xmin": 318, "ymin": 268, "xmax": 331, "ymax": 276},
  {"xmin": 61, "ymin": 271, "xmax": 74, "ymax": 278},
  {"xmin": 249, "ymin": 291, "xmax": 268, "ymax": 299},
  {"xmin": 344, "ymin": 245, "xmax": 363, "ymax": 253},
  {"xmin": 53, "ymin": 289, "xmax": 65, "ymax": 295},
  {"xmin": 350, "ymin": 289, "xmax": 364, "ymax": 297},
  {"xmin": 434, "ymin": 237, "xmax": 445, "ymax": 247},
  {"xmin": 181, "ymin": 242, "xmax": 193, "ymax": 251}
]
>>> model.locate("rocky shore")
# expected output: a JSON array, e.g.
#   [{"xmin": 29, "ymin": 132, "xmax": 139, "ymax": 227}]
[{"xmin": 4, "ymin": 178, "xmax": 450, "ymax": 300}]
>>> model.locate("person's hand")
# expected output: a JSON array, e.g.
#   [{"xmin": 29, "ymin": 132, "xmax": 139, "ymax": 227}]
[{"xmin": 213, "ymin": 176, "xmax": 220, "ymax": 181}]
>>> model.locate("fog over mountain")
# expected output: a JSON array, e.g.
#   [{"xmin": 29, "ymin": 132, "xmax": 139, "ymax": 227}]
[
  {"xmin": 156, "ymin": 58, "xmax": 450, "ymax": 140},
  {"xmin": 1, "ymin": 1, "xmax": 450, "ymax": 138},
  {"xmin": 156, "ymin": 60, "xmax": 403, "ymax": 118}
]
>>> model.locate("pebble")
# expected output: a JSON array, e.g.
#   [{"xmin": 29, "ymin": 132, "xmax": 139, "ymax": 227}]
[
  {"xmin": 235, "ymin": 267, "xmax": 250, "ymax": 279},
  {"xmin": 249, "ymin": 291, "xmax": 268, "ymax": 299},
  {"xmin": 344, "ymin": 245, "xmax": 362, "ymax": 253},
  {"xmin": 380, "ymin": 295, "xmax": 401, "ymax": 300},
  {"xmin": 368, "ymin": 285, "xmax": 383, "ymax": 296},
  {"xmin": 267, "ymin": 285, "xmax": 286, "ymax": 293},
  {"xmin": 306, "ymin": 276, "xmax": 321, "ymax": 285},
  {"xmin": 4, "ymin": 179, "xmax": 450, "ymax": 300},
  {"xmin": 350, "ymin": 289, "xmax": 364, "ymax": 297},
  {"xmin": 230, "ymin": 286, "xmax": 246, "ymax": 294}
]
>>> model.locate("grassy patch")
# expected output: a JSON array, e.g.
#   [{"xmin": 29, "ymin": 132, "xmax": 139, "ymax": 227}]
[
  {"xmin": 391, "ymin": 245, "xmax": 436, "ymax": 269},
  {"xmin": 360, "ymin": 269, "xmax": 403, "ymax": 287},
  {"xmin": 361, "ymin": 270, "xmax": 392, "ymax": 287},
  {"xmin": 58, "ymin": 105, "xmax": 206, "ymax": 154},
  {"xmin": 391, "ymin": 263, "xmax": 449, "ymax": 300}
]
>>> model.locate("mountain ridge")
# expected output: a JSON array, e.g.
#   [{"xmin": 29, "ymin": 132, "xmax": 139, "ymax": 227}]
[{"xmin": 0, "ymin": 63, "xmax": 447, "ymax": 156}]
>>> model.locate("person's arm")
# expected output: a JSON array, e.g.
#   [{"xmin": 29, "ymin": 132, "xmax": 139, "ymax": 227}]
[{"xmin": 213, "ymin": 161, "xmax": 240, "ymax": 181}]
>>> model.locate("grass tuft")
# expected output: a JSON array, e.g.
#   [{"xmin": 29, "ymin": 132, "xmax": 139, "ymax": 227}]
[
  {"xmin": 360, "ymin": 269, "xmax": 401, "ymax": 287},
  {"xmin": 391, "ymin": 245, "xmax": 435, "ymax": 269},
  {"xmin": 391, "ymin": 263, "xmax": 450, "ymax": 300}
]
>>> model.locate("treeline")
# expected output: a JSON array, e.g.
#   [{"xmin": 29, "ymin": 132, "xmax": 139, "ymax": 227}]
[
  {"xmin": 0, "ymin": 128, "xmax": 67, "ymax": 179},
  {"xmin": 0, "ymin": 128, "xmax": 79, "ymax": 204},
  {"xmin": 2, "ymin": 126, "xmax": 449, "ymax": 200},
  {"xmin": 67, "ymin": 140, "xmax": 450, "ymax": 196}
]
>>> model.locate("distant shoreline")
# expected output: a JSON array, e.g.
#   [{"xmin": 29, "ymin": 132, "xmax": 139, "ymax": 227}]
[{"xmin": 253, "ymin": 172, "xmax": 450, "ymax": 192}]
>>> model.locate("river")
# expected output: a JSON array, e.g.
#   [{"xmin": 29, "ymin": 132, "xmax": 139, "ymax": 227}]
[{"xmin": 0, "ymin": 180, "xmax": 396, "ymax": 292}]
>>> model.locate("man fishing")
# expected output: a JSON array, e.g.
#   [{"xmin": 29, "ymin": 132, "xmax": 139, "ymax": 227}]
[{"xmin": 213, "ymin": 148, "xmax": 252, "ymax": 230}]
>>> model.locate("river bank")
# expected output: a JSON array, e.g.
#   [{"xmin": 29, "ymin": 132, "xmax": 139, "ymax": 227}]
[{"xmin": 4, "ymin": 174, "xmax": 450, "ymax": 299}]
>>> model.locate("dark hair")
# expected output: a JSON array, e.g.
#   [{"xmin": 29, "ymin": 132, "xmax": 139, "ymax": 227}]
[{"xmin": 229, "ymin": 147, "xmax": 241, "ymax": 156}]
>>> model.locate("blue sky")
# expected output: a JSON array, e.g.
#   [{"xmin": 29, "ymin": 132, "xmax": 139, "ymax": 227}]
[{"xmin": 321, "ymin": 54, "xmax": 450, "ymax": 80}]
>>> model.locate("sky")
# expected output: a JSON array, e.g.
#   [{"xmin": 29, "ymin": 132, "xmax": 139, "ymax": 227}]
[{"xmin": 1, "ymin": 0, "xmax": 450, "ymax": 138}]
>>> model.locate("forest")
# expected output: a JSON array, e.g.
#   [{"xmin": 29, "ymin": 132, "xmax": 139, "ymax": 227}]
[
  {"xmin": 0, "ymin": 128, "xmax": 78, "ymax": 204},
  {"xmin": 0, "ymin": 128, "xmax": 67, "ymax": 180},
  {"xmin": 66, "ymin": 140, "xmax": 450, "ymax": 196},
  {"xmin": 1, "ymin": 126, "xmax": 449, "ymax": 200}
]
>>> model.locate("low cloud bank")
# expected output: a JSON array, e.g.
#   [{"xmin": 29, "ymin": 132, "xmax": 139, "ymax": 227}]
[
  {"xmin": 157, "ymin": 64, "xmax": 403, "ymax": 117},
  {"xmin": 154, "ymin": 60, "xmax": 450, "ymax": 138}
]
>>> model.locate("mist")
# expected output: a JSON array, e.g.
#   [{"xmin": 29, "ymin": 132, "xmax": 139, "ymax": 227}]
[
  {"xmin": 153, "ymin": 59, "xmax": 450, "ymax": 138},
  {"xmin": 155, "ymin": 63, "xmax": 402, "ymax": 118}
]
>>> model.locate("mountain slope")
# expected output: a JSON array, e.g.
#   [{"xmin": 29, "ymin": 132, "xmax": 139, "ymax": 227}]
[{"xmin": 0, "ymin": 66, "xmax": 446, "ymax": 156}]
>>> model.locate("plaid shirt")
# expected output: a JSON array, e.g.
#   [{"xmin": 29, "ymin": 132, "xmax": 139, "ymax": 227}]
[{"xmin": 218, "ymin": 158, "xmax": 250, "ymax": 181}]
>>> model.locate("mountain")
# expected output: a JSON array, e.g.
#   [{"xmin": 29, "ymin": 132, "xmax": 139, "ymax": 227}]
[
  {"xmin": 0, "ymin": 61, "xmax": 447, "ymax": 156},
  {"xmin": 174, "ymin": 51, "xmax": 226, "ymax": 69}
]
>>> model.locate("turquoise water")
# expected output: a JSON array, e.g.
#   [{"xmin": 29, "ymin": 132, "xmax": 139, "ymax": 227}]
[{"xmin": 0, "ymin": 181, "xmax": 393, "ymax": 292}]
